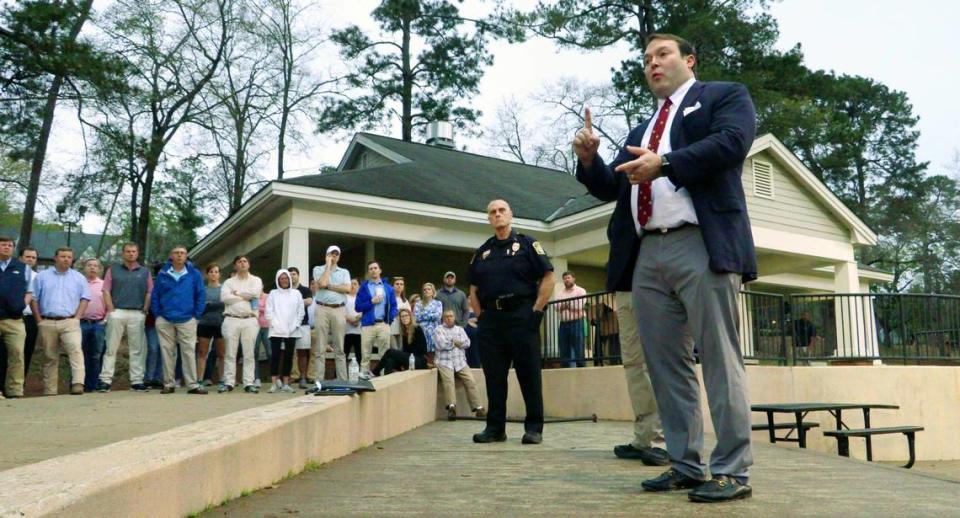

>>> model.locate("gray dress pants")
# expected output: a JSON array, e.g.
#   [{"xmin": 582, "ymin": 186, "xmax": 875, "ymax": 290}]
[{"xmin": 631, "ymin": 225, "xmax": 752, "ymax": 482}]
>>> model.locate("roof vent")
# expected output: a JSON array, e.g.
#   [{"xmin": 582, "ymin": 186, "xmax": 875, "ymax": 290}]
[
  {"xmin": 425, "ymin": 121, "xmax": 455, "ymax": 149},
  {"xmin": 753, "ymin": 159, "xmax": 775, "ymax": 199}
]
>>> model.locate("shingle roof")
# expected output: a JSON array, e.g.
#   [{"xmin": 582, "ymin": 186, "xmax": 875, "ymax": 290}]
[
  {"xmin": 279, "ymin": 133, "xmax": 605, "ymax": 221},
  {"xmin": 1, "ymin": 227, "xmax": 120, "ymax": 259}
]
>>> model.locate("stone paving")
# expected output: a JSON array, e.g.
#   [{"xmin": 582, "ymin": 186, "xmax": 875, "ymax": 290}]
[{"xmin": 205, "ymin": 420, "xmax": 960, "ymax": 518}]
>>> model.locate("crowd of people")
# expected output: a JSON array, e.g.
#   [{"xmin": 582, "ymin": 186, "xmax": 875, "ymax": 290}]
[{"xmin": 0, "ymin": 236, "xmax": 482, "ymax": 408}]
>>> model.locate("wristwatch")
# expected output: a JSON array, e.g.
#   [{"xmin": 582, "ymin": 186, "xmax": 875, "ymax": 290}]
[{"xmin": 659, "ymin": 154, "xmax": 673, "ymax": 177}]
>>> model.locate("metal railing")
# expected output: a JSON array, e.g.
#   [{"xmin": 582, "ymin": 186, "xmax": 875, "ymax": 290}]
[
  {"xmin": 788, "ymin": 293, "xmax": 960, "ymax": 364},
  {"xmin": 542, "ymin": 291, "xmax": 618, "ymax": 367},
  {"xmin": 543, "ymin": 290, "xmax": 960, "ymax": 368}
]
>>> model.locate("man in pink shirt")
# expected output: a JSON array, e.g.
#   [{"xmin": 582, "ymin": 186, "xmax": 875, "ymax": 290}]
[
  {"xmin": 555, "ymin": 271, "xmax": 587, "ymax": 368},
  {"xmin": 80, "ymin": 258, "xmax": 107, "ymax": 392}
]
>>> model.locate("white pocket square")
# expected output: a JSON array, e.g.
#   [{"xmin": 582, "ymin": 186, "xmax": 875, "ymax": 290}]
[{"xmin": 683, "ymin": 102, "xmax": 702, "ymax": 116}]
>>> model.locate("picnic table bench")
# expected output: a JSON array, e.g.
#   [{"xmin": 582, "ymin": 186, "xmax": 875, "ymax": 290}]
[
  {"xmin": 751, "ymin": 402, "xmax": 900, "ymax": 457},
  {"xmin": 823, "ymin": 426, "xmax": 924, "ymax": 468}
]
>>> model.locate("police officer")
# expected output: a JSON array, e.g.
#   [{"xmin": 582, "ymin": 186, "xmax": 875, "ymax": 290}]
[{"xmin": 468, "ymin": 199, "xmax": 555, "ymax": 445}]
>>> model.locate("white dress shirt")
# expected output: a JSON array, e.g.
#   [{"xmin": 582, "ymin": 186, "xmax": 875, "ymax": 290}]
[{"xmin": 630, "ymin": 76, "xmax": 700, "ymax": 235}]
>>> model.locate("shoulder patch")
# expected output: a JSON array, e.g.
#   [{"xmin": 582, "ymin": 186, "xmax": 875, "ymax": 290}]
[{"xmin": 532, "ymin": 241, "xmax": 546, "ymax": 255}]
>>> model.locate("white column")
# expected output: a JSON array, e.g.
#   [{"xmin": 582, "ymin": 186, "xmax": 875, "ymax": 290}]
[
  {"xmin": 365, "ymin": 239, "xmax": 376, "ymax": 264},
  {"xmin": 833, "ymin": 261, "xmax": 878, "ymax": 360},
  {"xmin": 551, "ymin": 256, "xmax": 570, "ymax": 296},
  {"xmin": 281, "ymin": 227, "xmax": 310, "ymax": 278}
]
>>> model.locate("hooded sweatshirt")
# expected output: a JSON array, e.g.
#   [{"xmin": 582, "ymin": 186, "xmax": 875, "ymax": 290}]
[{"xmin": 265, "ymin": 269, "xmax": 305, "ymax": 338}]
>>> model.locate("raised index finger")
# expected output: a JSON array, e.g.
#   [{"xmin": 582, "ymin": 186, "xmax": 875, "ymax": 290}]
[{"xmin": 584, "ymin": 107, "xmax": 592, "ymax": 133}]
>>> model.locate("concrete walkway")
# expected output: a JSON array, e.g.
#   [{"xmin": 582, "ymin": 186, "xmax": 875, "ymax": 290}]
[
  {"xmin": 205, "ymin": 420, "xmax": 960, "ymax": 518},
  {"xmin": 0, "ymin": 389, "xmax": 300, "ymax": 470}
]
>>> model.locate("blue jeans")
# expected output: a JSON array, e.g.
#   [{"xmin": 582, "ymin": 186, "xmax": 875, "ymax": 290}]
[
  {"xmin": 558, "ymin": 320, "xmax": 585, "ymax": 368},
  {"xmin": 145, "ymin": 326, "xmax": 164, "ymax": 383},
  {"xmin": 253, "ymin": 327, "xmax": 271, "ymax": 379},
  {"xmin": 81, "ymin": 320, "xmax": 106, "ymax": 391}
]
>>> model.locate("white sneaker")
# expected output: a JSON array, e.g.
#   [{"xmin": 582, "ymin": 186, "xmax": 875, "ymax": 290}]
[
  {"xmin": 268, "ymin": 383, "xmax": 278, "ymax": 393},
  {"xmin": 280, "ymin": 384, "xmax": 295, "ymax": 393}
]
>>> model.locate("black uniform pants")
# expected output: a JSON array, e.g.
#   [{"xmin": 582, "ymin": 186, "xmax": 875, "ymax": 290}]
[{"xmin": 478, "ymin": 306, "xmax": 544, "ymax": 434}]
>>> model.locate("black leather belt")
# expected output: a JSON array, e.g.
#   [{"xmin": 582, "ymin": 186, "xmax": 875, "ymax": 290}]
[
  {"xmin": 80, "ymin": 319, "xmax": 103, "ymax": 325},
  {"xmin": 44, "ymin": 316, "xmax": 75, "ymax": 321},
  {"xmin": 483, "ymin": 296, "xmax": 534, "ymax": 312},
  {"xmin": 319, "ymin": 303, "xmax": 345, "ymax": 308},
  {"xmin": 644, "ymin": 222, "xmax": 697, "ymax": 236},
  {"xmin": 0, "ymin": 316, "xmax": 23, "ymax": 321}
]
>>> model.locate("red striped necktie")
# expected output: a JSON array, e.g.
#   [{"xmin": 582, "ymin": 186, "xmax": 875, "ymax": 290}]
[{"xmin": 637, "ymin": 98, "xmax": 673, "ymax": 227}]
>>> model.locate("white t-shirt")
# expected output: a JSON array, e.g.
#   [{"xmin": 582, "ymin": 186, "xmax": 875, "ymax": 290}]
[{"xmin": 345, "ymin": 294, "xmax": 361, "ymax": 335}]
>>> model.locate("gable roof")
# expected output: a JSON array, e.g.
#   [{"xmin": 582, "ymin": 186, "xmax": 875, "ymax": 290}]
[
  {"xmin": 283, "ymin": 133, "xmax": 601, "ymax": 222},
  {"xmin": 749, "ymin": 134, "xmax": 877, "ymax": 245}
]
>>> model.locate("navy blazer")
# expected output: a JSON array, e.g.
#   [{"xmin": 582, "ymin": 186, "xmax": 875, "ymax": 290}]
[{"xmin": 576, "ymin": 80, "xmax": 758, "ymax": 291}]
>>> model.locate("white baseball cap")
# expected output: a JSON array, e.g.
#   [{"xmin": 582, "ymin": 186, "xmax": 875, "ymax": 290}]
[{"xmin": 326, "ymin": 245, "xmax": 341, "ymax": 254}]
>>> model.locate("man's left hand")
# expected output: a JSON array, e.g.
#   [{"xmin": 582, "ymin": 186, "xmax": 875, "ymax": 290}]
[{"xmin": 614, "ymin": 146, "xmax": 662, "ymax": 184}]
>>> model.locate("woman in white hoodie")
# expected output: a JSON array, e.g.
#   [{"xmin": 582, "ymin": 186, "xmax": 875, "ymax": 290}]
[{"xmin": 265, "ymin": 269, "xmax": 305, "ymax": 393}]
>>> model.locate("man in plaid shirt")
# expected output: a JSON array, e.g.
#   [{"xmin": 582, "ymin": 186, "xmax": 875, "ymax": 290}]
[{"xmin": 434, "ymin": 309, "xmax": 485, "ymax": 420}]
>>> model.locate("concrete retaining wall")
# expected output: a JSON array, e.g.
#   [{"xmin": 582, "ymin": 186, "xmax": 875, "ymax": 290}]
[
  {"xmin": 453, "ymin": 365, "xmax": 960, "ymax": 462},
  {"xmin": 0, "ymin": 370, "xmax": 437, "ymax": 518}
]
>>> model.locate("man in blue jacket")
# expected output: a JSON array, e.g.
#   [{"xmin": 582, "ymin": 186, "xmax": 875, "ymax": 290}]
[
  {"xmin": 151, "ymin": 245, "xmax": 206, "ymax": 394},
  {"xmin": 354, "ymin": 260, "xmax": 397, "ymax": 380},
  {"xmin": 574, "ymin": 33, "xmax": 756, "ymax": 503}
]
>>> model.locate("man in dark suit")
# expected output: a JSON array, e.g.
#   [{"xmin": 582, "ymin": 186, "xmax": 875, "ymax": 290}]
[{"xmin": 574, "ymin": 33, "xmax": 757, "ymax": 503}]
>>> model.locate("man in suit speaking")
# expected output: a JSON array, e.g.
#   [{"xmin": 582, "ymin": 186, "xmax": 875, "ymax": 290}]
[{"xmin": 573, "ymin": 33, "xmax": 757, "ymax": 503}]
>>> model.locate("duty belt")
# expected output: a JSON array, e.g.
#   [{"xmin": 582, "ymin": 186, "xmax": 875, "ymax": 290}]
[{"xmin": 483, "ymin": 295, "xmax": 533, "ymax": 312}]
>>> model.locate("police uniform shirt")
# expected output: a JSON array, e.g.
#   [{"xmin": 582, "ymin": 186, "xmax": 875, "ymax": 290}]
[{"xmin": 468, "ymin": 231, "xmax": 553, "ymax": 303}]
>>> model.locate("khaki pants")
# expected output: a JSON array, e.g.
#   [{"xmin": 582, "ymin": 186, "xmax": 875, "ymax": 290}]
[
  {"xmin": 222, "ymin": 316, "xmax": 258, "ymax": 387},
  {"xmin": 615, "ymin": 291, "xmax": 665, "ymax": 449},
  {"xmin": 100, "ymin": 309, "xmax": 147, "ymax": 385},
  {"xmin": 38, "ymin": 318, "xmax": 84, "ymax": 395},
  {"xmin": 360, "ymin": 322, "xmax": 390, "ymax": 373},
  {"xmin": 0, "ymin": 318, "xmax": 26, "ymax": 396},
  {"xmin": 438, "ymin": 366, "xmax": 482, "ymax": 409},
  {"xmin": 156, "ymin": 317, "xmax": 199, "ymax": 390},
  {"xmin": 314, "ymin": 305, "xmax": 346, "ymax": 380}
]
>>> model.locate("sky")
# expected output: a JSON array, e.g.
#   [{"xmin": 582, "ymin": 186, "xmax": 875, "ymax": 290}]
[
  {"xmin": 47, "ymin": 0, "xmax": 960, "ymax": 232},
  {"xmin": 283, "ymin": 0, "xmax": 960, "ymax": 175}
]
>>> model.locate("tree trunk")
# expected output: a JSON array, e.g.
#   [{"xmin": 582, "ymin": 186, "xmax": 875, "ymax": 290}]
[
  {"xmin": 134, "ymin": 143, "xmax": 161, "ymax": 252},
  {"xmin": 18, "ymin": 74, "xmax": 63, "ymax": 248},
  {"xmin": 400, "ymin": 16, "xmax": 412, "ymax": 141},
  {"xmin": 16, "ymin": 0, "xmax": 94, "ymax": 248}
]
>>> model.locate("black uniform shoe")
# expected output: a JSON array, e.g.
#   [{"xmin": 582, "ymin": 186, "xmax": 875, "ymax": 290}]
[
  {"xmin": 641, "ymin": 469, "xmax": 705, "ymax": 492},
  {"xmin": 130, "ymin": 383, "xmax": 149, "ymax": 392},
  {"xmin": 160, "ymin": 386, "xmax": 175, "ymax": 394},
  {"xmin": 688, "ymin": 476, "xmax": 752, "ymax": 503},
  {"xmin": 187, "ymin": 387, "xmax": 208, "ymax": 394},
  {"xmin": 96, "ymin": 381, "xmax": 112, "ymax": 393},
  {"xmin": 521, "ymin": 431, "xmax": 543, "ymax": 445},
  {"xmin": 446, "ymin": 404, "xmax": 457, "ymax": 421},
  {"xmin": 472, "ymin": 429, "xmax": 507, "ymax": 443},
  {"xmin": 613, "ymin": 444, "xmax": 670, "ymax": 466}
]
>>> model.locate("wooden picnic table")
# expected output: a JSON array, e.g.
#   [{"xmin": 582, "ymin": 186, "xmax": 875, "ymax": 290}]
[{"xmin": 751, "ymin": 402, "xmax": 900, "ymax": 458}]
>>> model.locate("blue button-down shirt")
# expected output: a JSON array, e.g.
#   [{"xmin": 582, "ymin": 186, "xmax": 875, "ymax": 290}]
[
  {"xmin": 367, "ymin": 280, "xmax": 386, "ymax": 320},
  {"xmin": 312, "ymin": 265, "xmax": 350, "ymax": 305},
  {"xmin": 33, "ymin": 267, "xmax": 91, "ymax": 317}
]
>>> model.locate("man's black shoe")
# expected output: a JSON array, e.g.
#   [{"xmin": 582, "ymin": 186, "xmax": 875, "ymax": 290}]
[
  {"xmin": 96, "ymin": 381, "xmax": 111, "ymax": 393},
  {"xmin": 472, "ymin": 430, "xmax": 507, "ymax": 443},
  {"xmin": 188, "ymin": 387, "xmax": 208, "ymax": 394},
  {"xmin": 688, "ymin": 476, "xmax": 752, "ymax": 503},
  {"xmin": 641, "ymin": 469, "xmax": 705, "ymax": 492},
  {"xmin": 130, "ymin": 383, "xmax": 148, "ymax": 392},
  {"xmin": 521, "ymin": 431, "xmax": 542, "ymax": 445},
  {"xmin": 613, "ymin": 444, "xmax": 670, "ymax": 466},
  {"xmin": 160, "ymin": 386, "xmax": 175, "ymax": 394}
]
